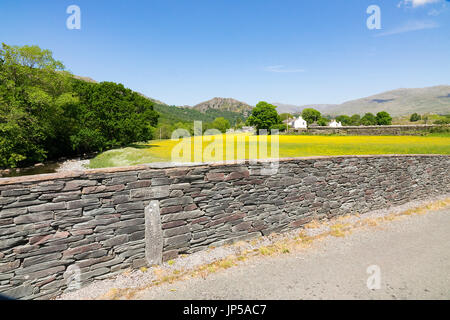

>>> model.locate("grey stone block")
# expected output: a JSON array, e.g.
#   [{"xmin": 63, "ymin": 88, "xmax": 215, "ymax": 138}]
[{"xmin": 145, "ymin": 200, "xmax": 163, "ymax": 265}]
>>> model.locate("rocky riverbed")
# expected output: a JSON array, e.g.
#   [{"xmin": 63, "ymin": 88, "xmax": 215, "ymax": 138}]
[{"xmin": 0, "ymin": 158, "xmax": 90, "ymax": 178}]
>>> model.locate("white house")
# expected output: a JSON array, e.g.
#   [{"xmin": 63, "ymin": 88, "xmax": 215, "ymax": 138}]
[
  {"xmin": 329, "ymin": 120, "xmax": 342, "ymax": 127},
  {"xmin": 287, "ymin": 116, "xmax": 308, "ymax": 129}
]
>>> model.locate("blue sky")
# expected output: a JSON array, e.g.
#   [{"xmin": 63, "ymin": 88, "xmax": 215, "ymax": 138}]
[{"xmin": 1, "ymin": 0, "xmax": 449, "ymax": 106}]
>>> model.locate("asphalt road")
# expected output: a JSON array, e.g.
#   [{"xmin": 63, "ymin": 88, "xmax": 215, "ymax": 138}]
[{"xmin": 135, "ymin": 208, "xmax": 450, "ymax": 300}]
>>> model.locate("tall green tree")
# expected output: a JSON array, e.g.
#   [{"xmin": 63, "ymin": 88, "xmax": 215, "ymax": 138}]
[
  {"xmin": 246, "ymin": 101, "xmax": 281, "ymax": 133},
  {"xmin": 301, "ymin": 108, "xmax": 321, "ymax": 125},
  {"xmin": 317, "ymin": 117, "xmax": 329, "ymax": 126},
  {"xmin": 360, "ymin": 113, "xmax": 377, "ymax": 126},
  {"xmin": 350, "ymin": 114, "xmax": 361, "ymax": 126},
  {"xmin": 210, "ymin": 117, "xmax": 231, "ymax": 133},
  {"xmin": 0, "ymin": 43, "xmax": 73, "ymax": 167},
  {"xmin": 70, "ymin": 80, "xmax": 159, "ymax": 152},
  {"xmin": 376, "ymin": 111, "xmax": 392, "ymax": 125},
  {"xmin": 336, "ymin": 115, "xmax": 352, "ymax": 126}
]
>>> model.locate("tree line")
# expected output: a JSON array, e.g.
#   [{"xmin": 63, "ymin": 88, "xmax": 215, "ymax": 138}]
[
  {"xmin": 0, "ymin": 44, "xmax": 159, "ymax": 168},
  {"xmin": 244, "ymin": 103, "xmax": 394, "ymax": 132}
]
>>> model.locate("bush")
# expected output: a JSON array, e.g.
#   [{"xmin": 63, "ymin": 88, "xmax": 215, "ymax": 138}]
[
  {"xmin": 434, "ymin": 118, "xmax": 450, "ymax": 125},
  {"xmin": 376, "ymin": 111, "xmax": 392, "ymax": 125},
  {"xmin": 361, "ymin": 113, "xmax": 377, "ymax": 126},
  {"xmin": 317, "ymin": 117, "xmax": 329, "ymax": 126},
  {"xmin": 410, "ymin": 113, "xmax": 421, "ymax": 122}
]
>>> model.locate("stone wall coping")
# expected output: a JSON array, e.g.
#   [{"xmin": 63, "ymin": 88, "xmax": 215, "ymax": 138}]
[{"xmin": 0, "ymin": 154, "xmax": 448, "ymax": 186}]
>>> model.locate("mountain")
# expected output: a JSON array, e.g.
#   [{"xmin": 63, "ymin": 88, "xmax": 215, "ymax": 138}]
[
  {"xmin": 192, "ymin": 97, "xmax": 253, "ymax": 116},
  {"xmin": 326, "ymin": 85, "xmax": 450, "ymax": 116},
  {"xmin": 273, "ymin": 103, "xmax": 337, "ymax": 114},
  {"xmin": 273, "ymin": 85, "xmax": 450, "ymax": 117}
]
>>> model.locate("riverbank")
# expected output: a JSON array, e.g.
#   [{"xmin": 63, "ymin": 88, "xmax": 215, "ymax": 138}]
[{"xmin": 0, "ymin": 158, "xmax": 90, "ymax": 178}]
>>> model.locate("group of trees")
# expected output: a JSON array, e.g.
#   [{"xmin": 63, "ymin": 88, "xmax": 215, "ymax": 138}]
[
  {"xmin": 0, "ymin": 44, "xmax": 159, "ymax": 168},
  {"xmin": 409, "ymin": 113, "xmax": 449, "ymax": 125},
  {"xmin": 245, "ymin": 104, "xmax": 396, "ymax": 133},
  {"xmin": 297, "ymin": 109, "xmax": 392, "ymax": 127},
  {"xmin": 153, "ymin": 117, "xmax": 232, "ymax": 140}
]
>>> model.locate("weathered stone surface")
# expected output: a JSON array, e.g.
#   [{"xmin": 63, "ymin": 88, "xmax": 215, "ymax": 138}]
[
  {"xmin": 131, "ymin": 186, "xmax": 170, "ymax": 200},
  {"xmin": 23, "ymin": 252, "xmax": 62, "ymax": 268},
  {"xmin": 126, "ymin": 180, "xmax": 152, "ymax": 190},
  {"xmin": 116, "ymin": 202, "xmax": 144, "ymax": 212},
  {"xmin": 162, "ymin": 220, "xmax": 187, "ymax": 229},
  {"xmin": 163, "ymin": 225, "xmax": 190, "ymax": 238},
  {"xmin": 151, "ymin": 177, "xmax": 170, "ymax": 186},
  {"xmin": 1, "ymin": 189, "xmax": 30, "ymax": 197},
  {"xmin": 14, "ymin": 244, "xmax": 67, "ymax": 258},
  {"xmin": 63, "ymin": 180, "xmax": 97, "ymax": 191},
  {"xmin": 0, "ymin": 237, "xmax": 25, "ymax": 250},
  {"xmin": 160, "ymin": 196, "xmax": 193, "ymax": 207},
  {"xmin": 0, "ymin": 207, "xmax": 27, "ymax": 218},
  {"xmin": 145, "ymin": 201, "xmax": 163, "ymax": 265},
  {"xmin": 13, "ymin": 211, "xmax": 54, "ymax": 224},
  {"xmin": 0, "ymin": 260, "xmax": 20, "ymax": 273},
  {"xmin": 31, "ymin": 181, "xmax": 65, "ymax": 192},
  {"xmin": 162, "ymin": 249, "xmax": 178, "ymax": 262},
  {"xmin": 15, "ymin": 260, "xmax": 68, "ymax": 275},
  {"xmin": 29, "ymin": 231, "xmax": 70, "ymax": 245},
  {"xmin": 103, "ymin": 235, "xmax": 128, "ymax": 247},
  {"xmin": 28, "ymin": 202, "xmax": 66, "ymax": 213},
  {"xmin": 161, "ymin": 210, "xmax": 204, "ymax": 223},
  {"xmin": 66, "ymin": 198, "xmax": 100, "ymax": 210},
  {"xmin": 160, "ymin": 205, "xmax": 182, "ymax": 215},
  {"xmin": 164, "ymin": 233, "xmax": 192, "ymax": 247},
  {"xmin": 2, "ymin": 282, "xmax": 34, "ymax": 299},
  {"xmin": 62, "ymin": 243, "xmax": 102, "ymax": 258}
]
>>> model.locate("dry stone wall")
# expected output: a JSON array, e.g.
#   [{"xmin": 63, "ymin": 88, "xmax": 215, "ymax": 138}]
[
  {"xmin": 0, "ymin": 155, "xmax": 449, "ymax": 299},
  {"xmin": 302, "ymin": 124, "xmax": 447, "ymax": 135}
]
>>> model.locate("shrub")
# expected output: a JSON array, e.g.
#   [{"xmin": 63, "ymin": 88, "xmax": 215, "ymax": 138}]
[{"xmin": 410, "ymin": 113, "xmax": 421, "ymax": 122}]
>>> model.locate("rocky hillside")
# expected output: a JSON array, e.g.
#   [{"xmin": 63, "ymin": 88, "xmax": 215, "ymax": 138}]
[{"xmin": 192, "ymin": 97, "xmax": 253, "ymax": 116}]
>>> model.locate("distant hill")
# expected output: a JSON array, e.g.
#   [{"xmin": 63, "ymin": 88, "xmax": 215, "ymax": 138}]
[
  {"xmin": 273, "ymin": 85, "xmax": 450, "ymax": 116},
  {"xmin": 153, "ymin": 103, "xmax": 246, "ymax": 125},
  {"xmin": 326, "ymin": 85, "xmax": 450, "ymax": 116},
  {"xmin": 273, "ymin": 103, "xmax": 337, "ymax": 114},
  {"xmin": 192, "ymin": 97, "xmax": 253, "ymax": 116}
]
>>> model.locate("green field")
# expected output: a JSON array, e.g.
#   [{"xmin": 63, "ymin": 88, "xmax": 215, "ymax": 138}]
[{"xmin": 88, "ymin": 134, "xmax": 450, "ymax": 169}]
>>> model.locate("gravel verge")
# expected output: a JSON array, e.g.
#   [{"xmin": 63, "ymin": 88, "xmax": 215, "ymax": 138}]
[{"xmin": 56, "ymin": 159, "xmax": 90, "ymax": 172}]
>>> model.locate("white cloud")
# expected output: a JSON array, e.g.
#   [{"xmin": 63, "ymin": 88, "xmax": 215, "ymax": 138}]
[
  {"xmin": 375, "ymin": 20, "xmax": 439, "ymax": 36},
  {"xmin": 398, "ymin": 0, "xmax": 442, "ymax": 8},
  {"xmin": 265, "ymin": 65, "xmax": 305, "ymax": 73}
]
